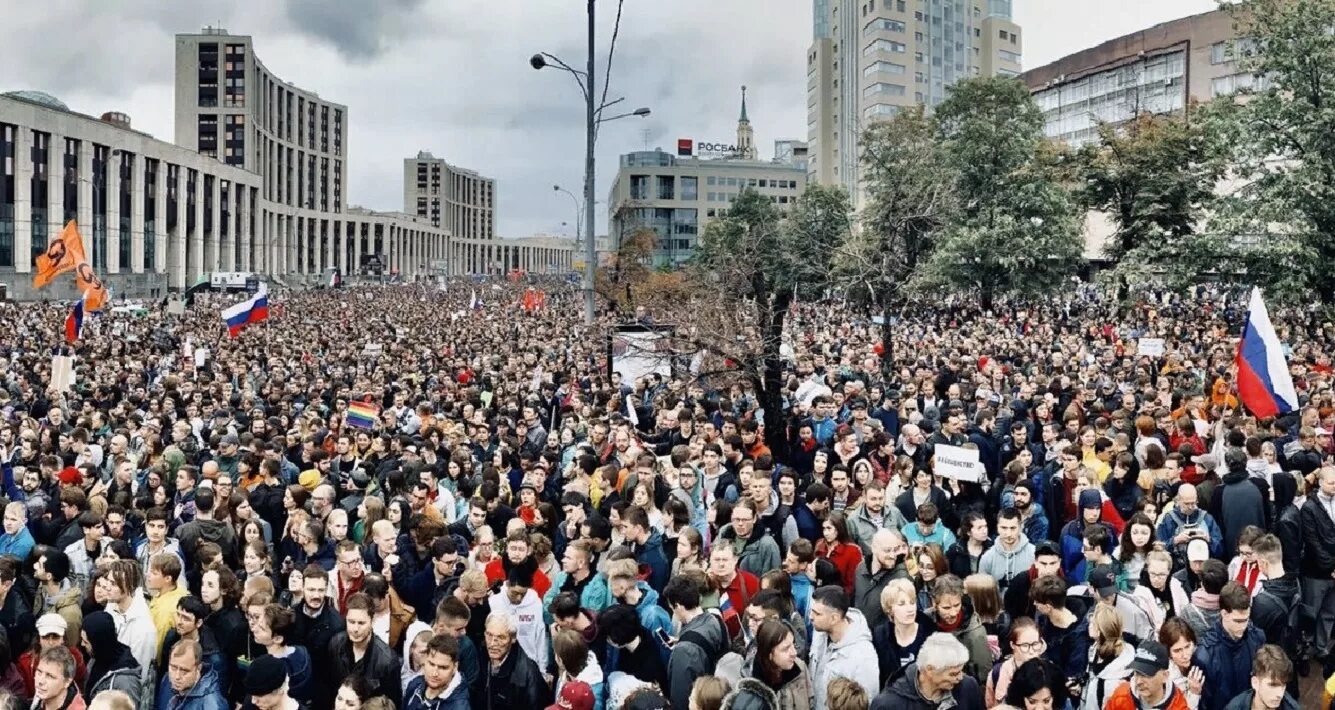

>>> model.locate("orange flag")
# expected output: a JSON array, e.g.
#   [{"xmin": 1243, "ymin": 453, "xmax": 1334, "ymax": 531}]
[
  {"xmin": 33, "ymin": 221, "xmax": 86, "ymax": 288},
  {"xmin": 76, "ymin": 261, "xmax": 108, "ymax": 311}
]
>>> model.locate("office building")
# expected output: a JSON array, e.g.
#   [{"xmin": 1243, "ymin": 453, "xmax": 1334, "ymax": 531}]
[
  {"xmin": 1020, "ymin": 8, "xmax": 1244, "ymax": 147},
  {"xmin": 0, "ymin": 91, "xmax": 260, "ymax": 300},
  {"xmin": 607, "ymin": 94, "xmax": 806, "ymax": 268},
  {"xmin": 806, "ymin": 0, "xmax": 1022, "ymax": 202}
]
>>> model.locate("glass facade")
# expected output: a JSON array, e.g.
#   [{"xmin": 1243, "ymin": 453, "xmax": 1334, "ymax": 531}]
[
  {"xmin": 0, "ymin": 124, "xmax": 13, "ymax": 268},
  {"xmin": 31, "ymin": 131, "xmax": 49, "ymax": 263},
  {"xmin": 118, "ymin": 152, "xmax": 132, "ymax": 269},
  {"xmin": 144, "ymin": 158, "xmax": 157, "ymax": 271},
  {"xmin": 1033, "ymin": 49, "xmax": 1187, "ymax": 146}
]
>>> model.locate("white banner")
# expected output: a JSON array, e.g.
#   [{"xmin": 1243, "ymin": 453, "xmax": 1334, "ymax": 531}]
[
  {"xmin": 934, "ymin": 444, "xmax": 984, "ymax": 482},
  {"xmin": 1137, "ymin": 338, "xmax": 1165, "ymax": 357}
]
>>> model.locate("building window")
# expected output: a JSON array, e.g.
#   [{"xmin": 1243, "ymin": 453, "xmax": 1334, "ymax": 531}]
[
  {"xmin": 706, "ymin": 175, "xmax": 716, "ymax": 186},
  {"xmin": 630, "ymin": 174, "xmax": 649, "ymax": 200},
  {"xmin": 863, "ymin": 39, "xmax": 907, "ymax": 55},
  {"xmin": 656, "ymin": 175, "xmax": 674, "ymax": 200},
  {"xmin": 998, "ymin": 49, "xmax": 1021, "ymax": 63},
  {"xmin": 864, "ymin": 104, "xmax": 901, "ymax": 119},
  {"xmin": 681, "ymin": 176, "xmax": 698, "ymax": 200},
  {"xmin": 0, "ymin": 124, "xmax": 13, "ymax": 267},
  {"xmin": 118, "ymin": 153, "xmax": 132, "ymax": 269},
  {"xmin": 864, "ymin": 19, "xmax": 906, "ymax": 34},
  {"xmin": 144, "ymin": 158, "xmax": 157, "ymax": 271},
  {"xmin": 198, "ymin": 43, "xmax": 219, "ymax": 107},
  {"xmin": 864, "ymin": 60, "xmax": 907, "ymax": 76},
  {"xmin": 863, "ymin": 82, "xmax": 907, "ymax": 98}
]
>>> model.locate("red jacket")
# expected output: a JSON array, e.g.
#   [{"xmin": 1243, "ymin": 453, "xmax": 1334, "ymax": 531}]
[
  {"xmin": 816, "ymin": 540, "xmax": 864, "ymax": 595},
  {"xmin": 484, "ymin": 559, "xmax": 551, "ymax": 597},
  {"xmin": 1101, "ymin": 681, "xmax": 1189, "ymax": 710},
  {"xmin": 19, "ymin": 646, "xmax": 86, "ymax": 698}
]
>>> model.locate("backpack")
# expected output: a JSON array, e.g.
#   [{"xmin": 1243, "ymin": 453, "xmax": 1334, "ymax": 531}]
[{"xmin": 679, "ymin": 609, "xmax": 731, "ymax": 669}]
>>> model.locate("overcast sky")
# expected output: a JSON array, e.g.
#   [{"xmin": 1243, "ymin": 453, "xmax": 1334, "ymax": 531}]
[{"xmin": 3, "ymin": 0, "xmax": 1219, "ymax": 240}]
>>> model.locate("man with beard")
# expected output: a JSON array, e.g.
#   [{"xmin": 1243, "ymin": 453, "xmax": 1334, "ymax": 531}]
[{"xmin": 1013, "ymin": 481, "xmax": 1049, "ymax": 542}]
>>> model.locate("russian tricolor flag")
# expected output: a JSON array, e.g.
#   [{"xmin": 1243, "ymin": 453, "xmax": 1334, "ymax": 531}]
[
  {"xmin": 221, "ymin": 285, "xmax": 270, "ymax": 338},
  {"xmin": 1235, "ymin": 287, "xmax": 1299, "ymax": 418},
  {"xmin": 64, "ymin": 298, "xmax": 85, "ymax": 344}
]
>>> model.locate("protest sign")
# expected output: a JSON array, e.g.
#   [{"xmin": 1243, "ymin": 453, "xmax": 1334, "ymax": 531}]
[
  {"xmin": 1138, "ymin": 338, "xmax": 1165, "ymax": 357},
  {"xmin": 934, "ymin": 444, "xmax": 983, "ymax": 482}
]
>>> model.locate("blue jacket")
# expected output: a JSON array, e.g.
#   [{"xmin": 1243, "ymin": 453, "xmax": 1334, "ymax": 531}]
[
  {"xmin": 1022, "ymin": 507, "xmax": 1049, "ymax": 544},
  {"xmin": 790, "ymin": 572, "xmax": 814, "ymax": 637},
  {"xmin": 542, "ymin": 571, "xmax": 612, "ymax": 624},
  {"xmin": 1059, "ymin": 519, "xmax": 1112, "ymax": 579},
  {"xmin": 1193, "ymin": 621, "xmax": 1266, "ymax": 710},
  {"xmin": 902, "ymin": 520, "xmax": 956, "ymax": 550},
  {"xmin": 631, "ymin": 583, "xmax": 673, "ymax": 664},
  {"xmin": 156, "ymin": 668, "xmax": 228, "ymax": 710},
  {"xmin": 1155, "ymin": 507, "xmax": 1223, "ymax": 559},
  {"xmin": 0, "ymin": 527, "xmax": 34, "ymax": 561},
  {"xmin": 632, "ymin": 530, "xmax": 670, "ymax": 592},
  {"xmin": 402, "ymin": 674, "xmax": 471, "ymax": 710}
]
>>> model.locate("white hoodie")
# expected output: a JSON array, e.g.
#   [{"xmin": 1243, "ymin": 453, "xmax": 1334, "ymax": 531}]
[
  {"xmin": 555, "ymin": 651, "xmax": 604, "ymax": 699},
  {"xmin": 490, "ymin": 586, "xmax": 549, "ymax": 671}
]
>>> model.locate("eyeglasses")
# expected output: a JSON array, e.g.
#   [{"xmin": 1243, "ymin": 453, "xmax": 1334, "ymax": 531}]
[{"xmin": 1015, "ymin": 640, "xmax": 1047, "ymax": 653}]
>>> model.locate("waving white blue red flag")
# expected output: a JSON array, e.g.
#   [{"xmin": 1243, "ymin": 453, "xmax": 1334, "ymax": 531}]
[
  {"xmin": 1235, "ymin": 287, "xmax": 1298, "ymax": 418},
  {"xmin": 222, "ymin": 284, "xmax": 270, "ymax": 338},
  {"xmin": 63, "ymin": 297, "xmax": 85, "ymax": 344}
]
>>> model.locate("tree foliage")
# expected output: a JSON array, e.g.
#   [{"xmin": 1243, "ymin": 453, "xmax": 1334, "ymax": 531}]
[
  {"xmin": 923, "ymin": 77, "xmax": 1082, "ymax": 308},
  {"xmin": 1212, "ymin": 0, "xmax": 1335, "ymax": 300},
  {"xmin": 842, "ymin": 107, "xmax": 955, "ymax": 376},
  {"xmin": 690, "ymin": 186, "xmax": 852, "ymax": 459},
  {"xmin": 1075, "ymin": 110, "xmax": 1226, "ymax": 269}
]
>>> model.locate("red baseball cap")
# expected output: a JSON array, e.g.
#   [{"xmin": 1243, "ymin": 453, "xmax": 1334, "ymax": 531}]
[{"xmin": 545, "ymin": 680, "xmax": 595, "ymax": 710}]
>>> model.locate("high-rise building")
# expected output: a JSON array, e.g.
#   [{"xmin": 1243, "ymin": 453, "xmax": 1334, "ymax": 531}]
[
  {"xmin": 806, "ymin": 0, "xmax": 1022, "ymax": 203},
  {"xmin": 402, "ymin": 151, "xmax": 495, "ymax": 241}
]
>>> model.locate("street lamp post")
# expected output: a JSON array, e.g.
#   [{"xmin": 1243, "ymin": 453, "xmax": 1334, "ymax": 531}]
[
  {"xmin": 531, "ymin": 0, "xmax": 649, "ymax": 325},
  {"xmin": 554, "ymin": 185, "xmax": 582, "ymax": 248}
]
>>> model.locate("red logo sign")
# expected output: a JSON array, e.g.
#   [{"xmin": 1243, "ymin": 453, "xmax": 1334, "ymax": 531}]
[{"xmin": 677, "ymin": 138, "xmax": 693, "ymax": 156}]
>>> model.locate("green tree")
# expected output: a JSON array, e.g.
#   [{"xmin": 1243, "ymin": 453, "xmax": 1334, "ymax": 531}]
[
  {"xmin": 1215, "ymin": 0, "xmax": 1335, "ymax": 300},
  {"xmin": 1075, "ymin": 110, "xmax": 1225, "ymax": 298},
  {"xmin": 841, "ymin": 107, "xmax": 955, "ymax": 378},
  {"xmin": 926, "ymin": 77, "xmax": 1082, "ymax": 309},
  {"xmin": 693, "ymin": 185, "xmax": 851, "ymax": 459}
]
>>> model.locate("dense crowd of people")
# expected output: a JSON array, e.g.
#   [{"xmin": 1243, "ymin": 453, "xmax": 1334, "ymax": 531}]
[{"xmin": 0, "ymin": 280, "xmax": 1329, "ymax": 710}]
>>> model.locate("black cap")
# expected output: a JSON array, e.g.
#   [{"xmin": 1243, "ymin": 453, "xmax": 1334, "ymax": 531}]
[
  {"xmin": 1089, "ymin": 564, "xmax": 1118, "ymax": 597},
  {"xmin": 1034, "ymin": 541, "xmax": 1060, "ymax": 558},
  {"xmin": 1127, "ymin": 640, "xmax": 1170, "ymax": 676},
  {"xmin": 244, "ymin": 655, "xmax": 287, "ymax": 696}
]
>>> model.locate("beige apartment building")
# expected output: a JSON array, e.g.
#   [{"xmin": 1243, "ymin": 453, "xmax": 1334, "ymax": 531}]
[{"xmin": 806, "ymin": 0, "xmax": 1022, "ymax": 202}]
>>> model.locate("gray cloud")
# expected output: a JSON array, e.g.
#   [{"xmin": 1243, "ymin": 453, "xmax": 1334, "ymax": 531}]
[
  {"xmin": 283, "ymin": 0, "xmax": 433, "ymax": 62},
  {"xmin": 2, "ymin": 0, "xmax": 1222, "ymax": 240}
]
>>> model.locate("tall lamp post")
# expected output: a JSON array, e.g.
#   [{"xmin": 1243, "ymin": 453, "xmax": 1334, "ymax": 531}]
[
  {"xmin": 553, "ymin": 184, "xmax": 582, "ymax": 250},
  {"xmin": 531, "ymin": 0, "xmax": 649, "ymax": 325}
]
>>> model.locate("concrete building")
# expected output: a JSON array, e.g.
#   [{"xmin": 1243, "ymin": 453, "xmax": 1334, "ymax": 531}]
[
  {"xmin": 606, "ymin": 91, "xmax": 806, "ymax": 267},
  {"xmin": 1020, "ymin": 8, "xmax": 1244, "ymax": 147},
  {"xmin": 806, "ymin": 0, "xmax": 1022, "ymax": 202},
  {"xmin": 403, "ymin": 151, "xmax": 495, "ymax": 240},
  {"xmin": 0, "ymin": 90, "xmax": 260, "ymax": 300},
  {"xmin": 1019, "ymin": 7, "xmax": 1251, "ymax": 261},
  {"xmin": 174, "ymin": 27, "xmax": 454, "ymax": 284}
]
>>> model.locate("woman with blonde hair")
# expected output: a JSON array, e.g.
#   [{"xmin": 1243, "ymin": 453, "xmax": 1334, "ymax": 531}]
[
  {"xmin": 871, "ymin": 578, "xmax": 932, "ymax": 688},
  {"xmin": 1081, "ymin": 604, "xmax": 1134, "ymax": 710}
]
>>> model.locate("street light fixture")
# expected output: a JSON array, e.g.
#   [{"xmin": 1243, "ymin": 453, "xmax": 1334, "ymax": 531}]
[
  {"xmin": 531, "ymin": 0, "xmax": 649, "ymax": 325},
  {"xmin": 553, "ymin": 184, "xmax": 582, "ymax": 246}
]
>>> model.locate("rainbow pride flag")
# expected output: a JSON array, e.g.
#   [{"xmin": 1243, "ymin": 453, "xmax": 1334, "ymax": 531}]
[{"xmin": 346, "ymin": 400, "xmax": 380, "ymax": 430}]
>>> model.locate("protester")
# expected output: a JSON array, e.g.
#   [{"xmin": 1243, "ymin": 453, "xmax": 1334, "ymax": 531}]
[{"xmin": 0, "ymin": 280, "xmax": 1326, "ymax": 710}]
